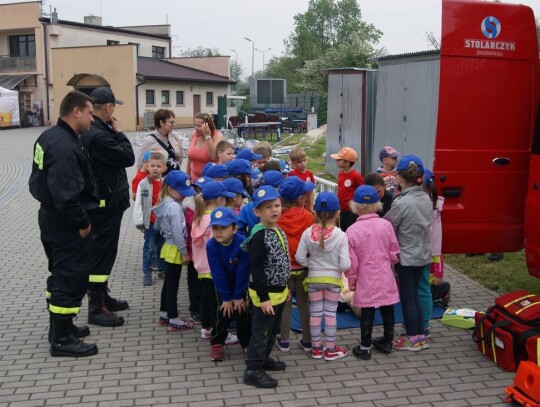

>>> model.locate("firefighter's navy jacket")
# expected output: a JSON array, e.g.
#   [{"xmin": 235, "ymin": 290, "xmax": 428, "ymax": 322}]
[{"xmin": 29, "ymin": 118, "xmax": 99, "ymax": 229}]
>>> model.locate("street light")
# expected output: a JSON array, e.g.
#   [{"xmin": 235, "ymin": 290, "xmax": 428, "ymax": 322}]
[
  {"xmin": 244, "ymin": 37, "xmax": 254, "ymax": 77},
  {"xmin": 230, "ymin": 49, "xmax": 238, "ymax": 63},
  {"xmin": 255, "ymin": 47, "xmax": 271, "ymax": 74}
]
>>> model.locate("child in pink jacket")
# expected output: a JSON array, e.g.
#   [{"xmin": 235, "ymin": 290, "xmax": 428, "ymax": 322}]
[{"xmin": 346, "ymin": 185, "xmax": 400, "ymax": 360}]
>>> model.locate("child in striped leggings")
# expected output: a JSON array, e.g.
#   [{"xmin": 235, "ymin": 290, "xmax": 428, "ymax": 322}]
[{"xmin": 296, "ymin": 192, "xmax": 351, "ymax": 361}]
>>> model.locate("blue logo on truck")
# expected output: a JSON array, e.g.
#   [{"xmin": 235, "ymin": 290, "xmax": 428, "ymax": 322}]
[{"xmin": 481, "ymin": 16, "xmax": 501, "ymax": 39}]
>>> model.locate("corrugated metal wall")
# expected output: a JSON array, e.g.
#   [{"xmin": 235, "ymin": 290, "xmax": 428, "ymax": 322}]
[
  {"xmin": 372, "ymin": 54, "xmax": 440, "ymax": 171},
  {"xmin": 325, "ymin": 69, "xmax": 377, "ymax": 177}
]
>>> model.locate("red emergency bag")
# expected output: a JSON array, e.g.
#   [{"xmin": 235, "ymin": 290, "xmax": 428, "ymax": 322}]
[{"xmin": 473, "ymin": 291, "xmax": 540, "ymax": 372}]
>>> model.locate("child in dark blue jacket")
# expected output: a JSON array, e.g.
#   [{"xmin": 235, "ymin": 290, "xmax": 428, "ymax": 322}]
[{"xmin": 206, "ymin": 207, "xmax": 251, "ymax": 361}]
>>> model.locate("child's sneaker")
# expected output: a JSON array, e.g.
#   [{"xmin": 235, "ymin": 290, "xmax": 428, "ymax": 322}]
[
  {"xmin": 158, "ymin": 316, "xmax": 169, "ymax": 326},
  {"xmin": 311, "ymin": 347, "xmax": 323, "ymax": 359},
  {"xmin": 200, "ymin": 327, "xmax": 212, "ymax": 339},
  {"xmin": 324, "ymin": 346, "xmax": 348, "ymax": 361},
  {"xmin": 298, "ymin": 339, "xmax": 312, "ymax": 352},
  {"xmin": 167, "ymin": 319, "xmax": 193, "ymax": 332},
  {"xmin": 209, "ymin": 344, "xmax": 224, "ymax": 361},
  {"xmin": 275, "ymin": 339, "xmax": 289, "ymax": 352},
  {"xmin": 352, "ymin": 345, "xmax": 371, "ymax": 360},
  {"xmin": 143, "ymin": 275, "xmax": 153, "ymax": 286},
  {"xmin": 157, "ymin": 271, "xmax": 165, "ymax": 279},
  {"xmin": 190, "ymin": 313, "xmax": 201, "ymax": 325},
  {"xmin": 225, "ymin": 333, "xmax": 238, "ymax": 345},
  {"xmin": 393, "ymin": 336, "xmax": 422, "ymax": 352},
  {"xmin": 418, "ymin": 335, "xmax": 430, "ymax": 350},
  {"xmin": 371, "ymin": 337, "xmax": 393, "ymax": 353}
]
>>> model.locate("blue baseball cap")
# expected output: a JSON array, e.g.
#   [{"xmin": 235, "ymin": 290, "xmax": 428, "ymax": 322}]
[
  {"xmin": 206, "ymin": 164, "xmax": 229, "ymax": 179},
  {"xmin": 193, "ymin": 176, "xmax": 213, "ymax": 189},
  {"xmin": 166, "ymin": 170, "xmax": 196, "ymax": 197},
  {"xmin": 278, "ymin": 176, "xmax": 315, "ymax": 201},
  {"xmin": 201, "ymin": 181, "xmax": 236, "ymax": 200},
  {"xmin": 143, "ymin": 150, "xmax": 153, "ymax": 161},
  {"xmin": 353, "ymin": 185, "xmax": 379, "ymax": 204},
  {"xmin": 278, "ymin": 159, "xmax": 291, "ymax": 174},
  {"xmin": 252, "ymin": 185, "xmax": 281, "ymax": 208},
  {"xmin": 226, "ymin": 159, "xmax": 259, "ymax": 178},
  {"xmin": 210, "ymin": 207, "xmax": 238, "ymax": 227},
  {"xmin": 261, "ymin": 170, "xmax": 284, "ymax": 188},
  {"xmin": 202, "ymin": 162, "xmax": 215, "ymax": 176},
  {"xmin": 236, "ymin": 149, "xmax": 263, "ymax": 161},
  {"xmin": 424, "ymin": 169, "xmax": 433, "ymax": 187},
  {"xmin": 396, "ymin": 155, "xmax": 424, "ymax": 172},
  {"xmin": 314, "ymin": 192, "xmax": 340, "ymax": 212},
  {"xmin": 222, "ymin": 178, "xmax": 249, "ymax": 198}
]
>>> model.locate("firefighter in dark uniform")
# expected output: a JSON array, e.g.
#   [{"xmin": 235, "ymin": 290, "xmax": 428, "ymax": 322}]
[
  {"xmin": 29, "ymin": 91, "xmax": 99, "ymax": 357},
  {"xmin": 81, "ymin": 87, "xmax": 135, "ymax": 327}
]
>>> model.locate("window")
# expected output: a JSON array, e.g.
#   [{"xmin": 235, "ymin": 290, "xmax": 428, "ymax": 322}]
[
  {"xmin": 176, "ymin": 91, "xmax": 184, "ymax": 105},
  {"xmin": 152, "ymin": 46, "xmax": 165, "ymax": 59},
  {"xmin": 107, "ymin": 40, "xmax": 120, "ymax": 46},
  {"xmin": 146, "ymin": 90, "xmax": 155, "ymax": 105},
  {"xmin": 161, "ymin": 90, "xmax": 170, "ymax": 105},
  {"xmin": 206, "ymin": 92, "xmax": 214, "ymax": 106},
  {"xmin": 9, "ymin": 35, "xmax": 35, "ymax": 57}
]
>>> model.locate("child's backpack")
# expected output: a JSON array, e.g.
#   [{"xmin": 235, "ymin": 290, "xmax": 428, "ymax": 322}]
[{"xmin": 431, "ymin": 281, "xmax": 451, "ymax": 308}]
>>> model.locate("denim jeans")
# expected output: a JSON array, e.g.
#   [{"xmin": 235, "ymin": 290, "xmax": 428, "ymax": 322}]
[
  {"xmin": 418, "ymin": 264, "xmax": 433, "ymax": 330},
  {"xmin": 395, "ymin": 264, "xmax": 425, "ymax": 336},
  {"xmin": 143, "ymin": 223, "xmax": 165, "ymax": 276}
]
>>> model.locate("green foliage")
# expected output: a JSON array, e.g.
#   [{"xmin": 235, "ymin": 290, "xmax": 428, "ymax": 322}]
[
  {"xmin": 265, "ymin": 56, "xmax": 303, "ymax": 94},
  {"xmin": 230, "ymin": 60, "xmax": 244, "ymax": 83},
  {"xmin": 181, "ymin": 47, "xmax": 221, "ymax": 57}
]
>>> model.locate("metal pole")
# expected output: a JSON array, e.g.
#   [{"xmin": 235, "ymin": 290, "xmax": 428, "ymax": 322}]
[{"xmin": 244, "ymin": 37, "xmax": 254, "ymax": 77}]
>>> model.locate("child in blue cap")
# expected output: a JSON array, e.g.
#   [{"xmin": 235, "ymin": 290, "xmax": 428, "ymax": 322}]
[
  {"xmin": 153, "ymin": 170, "xmax": 196, "ymax": 332},
  {"xmin": 384, "ymin": 155, "xmax": 432, "ymax": 352},
  {"xmin": 346, "ymin": 185, "xmax": 400, "ymax": 360},
  {"xmin": 296, "ymin": 192, "xmax": 351, "ymax": 361},
  {"xmin": 222, "ymin": 178, "xmax": 249, "ymax": 215},
  {"xmin": 242, "ymin": 186, "xmax": 290, "ymax": 389},
  {"xmin": 275, "ymin": 176, "xmax": 315, "ymax": 353},
  {"xmin": 207, "ymin": 207, "xmax": 251, "ymax": 361}
]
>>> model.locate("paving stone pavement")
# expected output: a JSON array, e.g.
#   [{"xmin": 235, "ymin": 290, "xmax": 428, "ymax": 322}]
[{"xmin": 0, "ymin": 127, "xmax": 516, "ymax": 406}]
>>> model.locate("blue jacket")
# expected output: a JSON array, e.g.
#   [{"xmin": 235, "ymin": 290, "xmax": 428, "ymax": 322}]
[
  {"xmin": 237, "ymin": 201, "xmax": 259, "ymax": 236},
  {"xmin": 206, "ymin": 234, "xmax": 250, "ymax": 301}
]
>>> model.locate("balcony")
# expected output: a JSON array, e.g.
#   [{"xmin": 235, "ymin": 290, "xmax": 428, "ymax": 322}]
[{"xmin": 0, "ymin": 55, "xmax": 36, "ymax": 71}]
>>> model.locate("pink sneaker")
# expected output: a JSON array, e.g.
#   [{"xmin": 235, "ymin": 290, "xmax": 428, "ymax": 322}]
[
  {"xmin": 392, "ymin": 336, "xmax": 422, "ymax": 352},
  {"xmin": 311, "ymin": 347, "xmax": 323, "ymax": 359},
  {"xmin": 200, "ymin": 327, "xmax": 212, "ymax": 339},
  {"xmin": 167, "ymin": 319, "xmax": 194, "ymax": 332},
  {"xmin": 324, "ymin": 346, "xmax": 347, "ymax": 361}
]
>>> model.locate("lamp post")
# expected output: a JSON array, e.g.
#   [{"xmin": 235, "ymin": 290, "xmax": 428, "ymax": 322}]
[
  {"xmin": 255, "ymin": 47, "xmax": 271, "ymax": 74},
  {"xmin": 244, "ymin": 37, "xmax": 254, "ymax": 77},
  {"xmin": 230, "ymin": 49, "xmax": 238, "ymax": 63}
]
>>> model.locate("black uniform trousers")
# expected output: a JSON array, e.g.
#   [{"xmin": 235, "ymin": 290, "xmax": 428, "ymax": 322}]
[
  {"xmin": 211, "ymin": 293, "xmax": 251, "ymax": 347},
  {"xmin": 39, "ymin": 207, "xmax": 92, "ymax": 320},
  {"xmin": 87, "ymin": 208, "xmax": 123, "ymax": 290},
  {"xmin": 246, "ymin": 302, "xmax": 285, "ymax": 370}
]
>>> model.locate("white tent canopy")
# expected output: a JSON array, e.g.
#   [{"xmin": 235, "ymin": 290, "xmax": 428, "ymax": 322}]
[{"xmin": 0, "ymin": 87, "xmax": 20, "ymax": 128}]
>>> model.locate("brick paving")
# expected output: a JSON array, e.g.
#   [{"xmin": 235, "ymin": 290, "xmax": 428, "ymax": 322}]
[{"xmin": 0, "ymin": 127, "xmax": 515, "ymax": 406}]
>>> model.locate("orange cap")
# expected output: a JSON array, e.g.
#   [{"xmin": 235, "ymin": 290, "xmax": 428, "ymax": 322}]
[{"xmin": 330, "ymin": 147, "xmax": 357, "ymax": 162}]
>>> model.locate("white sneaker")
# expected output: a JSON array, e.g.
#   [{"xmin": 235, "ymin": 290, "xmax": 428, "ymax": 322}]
[
  {"xmin": 225, "ymin": 333, "xmax": 238, "ymax": 345},
  {"xmin": 200, "ymin": 327, "xmax": 212, "ymax": 339}
]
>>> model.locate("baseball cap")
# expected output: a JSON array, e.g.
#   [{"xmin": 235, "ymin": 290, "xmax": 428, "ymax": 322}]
[
  {"xmin": 91, "ymin": 87, "xmax": 123, "ymax": 105},
  {"xmin": 278, "ymin": 176, "xmax": 315, "ymax": 201},
  {"xmin": 226, "ymin": 159, "xmax": 259, "ymax": 178},
  {"xmin": 278, "ymin": 159, "xmax": 291, "ymax": 174},
  {"xmin": 202, "ymin": 162, "xmax": 215, "ymax": 176},
  {"xmin": 236, "ymin": 149, "xmax": 263, "ymax": 161},
  {"xmin": 193, "ymin": 176, "xmax": 213, "ymax": 189},
  {"xmin": 166, "ymin": 170, "xmax": 195, "ymax": 197},
  {"xmin": 142, "ymin": 150, "xmax": 153, "ymax": 161},
  {"xmin": 314, "ymin": 192, "xmax": 340, "ymax": 212},
  {"xmin": 210, "ymin": 207, "xmax": 237, "ymax": 227},
  {"xmin": 261, "ymin": 170, "xmax": 284, "ymax": 188},
  {"xmin": 396, "ymin": 155, "xmax": 425, "ymax": 172},
  {"xmin": 206, "ymin": 164, "xmax": 229, "ymax": 179},
  {"xmin": 330, "ymin": 147, "xmax": 357, "ymax": 162},
  {"xmin": 201, "ymin": 181, "xmax": 236, "ymax": 200},
  {"xmin": 423, "ymin": 168, "xmax": 433, "ymax": 187},
  {"xmin": 252, "ymin": 185, "xmax": 281, "ymax": 208},
  {"xmin": 379, "ymin": 146, "xmax": 400, "ymax": 161},
  {"xmin": 353, "ymin": 185, "xmax": 379, "ymax": 204},
  {"xmin": 222, "ymin": 178, "xmax": 249, "ymax": 198}
]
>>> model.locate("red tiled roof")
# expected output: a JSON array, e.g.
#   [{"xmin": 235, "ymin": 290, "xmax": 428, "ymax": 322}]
[{"xmin": 137, "ymin": 57, "xmax": 235, "ymax": 84}]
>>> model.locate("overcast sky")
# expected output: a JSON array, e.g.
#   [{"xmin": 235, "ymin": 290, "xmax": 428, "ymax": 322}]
[{"xmin": 3, "ymin": 0, "xmax": 540, "ymax": 74}]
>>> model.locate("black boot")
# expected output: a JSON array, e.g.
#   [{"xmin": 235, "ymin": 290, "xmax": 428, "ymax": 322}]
[
  {"xmin": 47, "ymin": 299, "xmax": 90, "ymax": 342},
  {"xmin": 243, "ymin": 369, "xmax": 278, "ymax": 388},
  {"xmin": 87, "ymin": 291, "xmax": 125, "ymax": 327},
  {"xmin": 50, "ymin": 315, "xmax": 98, "ymax": 357},
  {"xmin": 102, "ymin": 282, "xmax": 129, "ymax": 312}
]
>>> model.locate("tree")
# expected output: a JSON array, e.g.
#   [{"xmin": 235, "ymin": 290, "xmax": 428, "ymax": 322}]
[
  {"xmin": 264, "ymin": 56, "xmax": 304, "ymax": 93},
  {"xmin": 181, "ymin": 47, "xmax": 221, "ymax": 57},
  {"xmin": 286, "ymin": 0, "xmax": 382, "ymax": 64},
  {"xmin": 425, "ymin": 31, "xmax": 440, "ymax": 50},
  {"xmin": 230, "ymin": 59, "xmax": 244, "ymax": 83}
]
